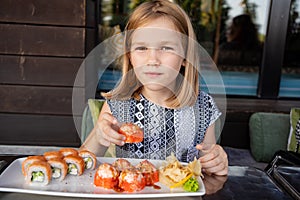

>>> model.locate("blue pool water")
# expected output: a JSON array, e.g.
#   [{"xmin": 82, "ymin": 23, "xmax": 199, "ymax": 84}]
[{"xmin": 97, "ymin": 70, "xmax": 300, "ymax": 98}]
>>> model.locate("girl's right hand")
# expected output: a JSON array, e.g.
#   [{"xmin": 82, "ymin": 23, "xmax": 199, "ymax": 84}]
[{"xmin": 94, "ymin": 112, "xmax": 126, "ymax": 147}]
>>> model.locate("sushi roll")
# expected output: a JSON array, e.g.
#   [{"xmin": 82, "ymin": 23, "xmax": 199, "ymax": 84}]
[
  {"xmin": 22, "ymin": 155, "xmax": 46, "ymax": 176},
  {"xmin": 47, "ymin": 158, "xmax": 68, "ymax": 181},
  {"xmin": 43, "ymin": 151, "xmax": 63, "ymax": 160},
  {"xmin": 59, "ymin": 148, "xmax": 78, "ymax": 157},
  {"xmin": 118, "ymin": 168, "xmax": 146, "ymax": 192},
  {"xmin": 94, "ymin": 163, "xmax": 119, "ymax": 189},
  {"xmin": 25, "ymin": 161, "xmax": 52, "ymax": 186},
  {"xmin": 78, "ymin": 150, "xmax": 97, "ymax": 170},
  {"xmin": 136, "ymin": 160, "xmax": 159, "ymax": 186},
  {"xmin": 63, "ymin": 155, "xmax": 85, "ymax": 176},
  {"xmin": 112, "ymin": 158, "xmax": 134, "ymax": 172},
  {"xmin": 118, "ymin": 123, "xmax": 144, "ymax": 143}
]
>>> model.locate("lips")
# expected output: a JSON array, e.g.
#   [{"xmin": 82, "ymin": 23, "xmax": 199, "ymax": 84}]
[{"xmin": 144, "ymin": 72, "xmax": 163, "ymax": 78}]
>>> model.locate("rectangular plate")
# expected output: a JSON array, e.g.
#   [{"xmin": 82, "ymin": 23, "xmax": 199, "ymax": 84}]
[{"xmin": 0, "ymin": 157, "xmax": 205, "ymax": 198}]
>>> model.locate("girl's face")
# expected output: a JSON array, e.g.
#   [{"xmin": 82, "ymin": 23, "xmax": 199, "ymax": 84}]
[{"xmin": 129, "ymin": 17, "xmax": 186, "ymax": 93}]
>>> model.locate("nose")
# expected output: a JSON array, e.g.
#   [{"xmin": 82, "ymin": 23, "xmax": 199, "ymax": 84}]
[{"xmin": 147, "ymin": 48, "xmax": 160, "ymax": 66}]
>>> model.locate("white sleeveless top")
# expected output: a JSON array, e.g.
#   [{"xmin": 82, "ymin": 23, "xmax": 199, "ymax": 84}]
[{"xmin": 107, "ymin": 91, "xmax": 221, "ymax": 162}]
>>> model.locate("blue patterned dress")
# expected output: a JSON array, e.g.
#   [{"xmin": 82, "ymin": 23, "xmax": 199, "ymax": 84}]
[{"xmin": 107, "ymin": 91, "xmax": 221, "ymax": 162}]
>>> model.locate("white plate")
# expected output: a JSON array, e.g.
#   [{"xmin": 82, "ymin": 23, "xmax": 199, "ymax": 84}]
[{"xmin": 0, "ymin": 157, "xmax": 205, "ymax": 198}]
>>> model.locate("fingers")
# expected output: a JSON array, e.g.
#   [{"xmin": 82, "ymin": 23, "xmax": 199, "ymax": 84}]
[
  {"xmin": 214, "ymin": 167, "xmax": 228, "ymax": 176},
  {"xmin": 203, "ymin": 160, "xmax": 228, "ymax": 176},
  {"xmin": 196, "ymin": 143, "xmax": 215, "ymax": 158},
  {"xmin": 95, "ymin": 112, "xmax": 126, "ymax": 147},
  {"xmin": 100, "ymin": 112, "xmax": 118, "ymax": 125},
  {"xmin": 196, "ymin": 143, "xmax": 215, "ymax": 151},
  {"xmin": 199, "ymin": 144, "xmax": 228, "ymax": 176}
]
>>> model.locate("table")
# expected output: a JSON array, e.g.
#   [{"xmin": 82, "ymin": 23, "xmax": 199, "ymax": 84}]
[{"xmin": 0, "ymin": 155, "xmax": 293, "ymax": 200}]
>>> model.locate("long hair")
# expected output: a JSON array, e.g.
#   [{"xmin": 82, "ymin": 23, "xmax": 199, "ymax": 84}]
[
  {"xmin": 228, "ymin": 14, "xmax": 260, "ymax": 48},
  {"xmin": 102, "ymin": 0, "xmax": 200, "ymax": 108}
]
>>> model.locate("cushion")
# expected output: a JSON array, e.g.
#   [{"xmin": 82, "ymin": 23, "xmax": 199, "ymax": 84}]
[
  {"xmin": 249, "ymin": 112, "xmax": 290, "ymax": 162},
  {"xmin": 80, "ymin": 99, "xmax": 116, "ymax": 157},
  {"xmin": 81, "ymin": 99, "xmax": 104, "ymax": 142},
  {"xmin": 88, "ymin": 99, "xmax": 104, "ymax": 126},
  {"xmin": 287, "ymin": 108, "xmax": 300, "ymax": 153}
]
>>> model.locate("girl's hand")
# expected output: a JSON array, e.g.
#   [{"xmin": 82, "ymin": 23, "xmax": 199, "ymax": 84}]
[
  {"xmin": 95, "ymin": 112, "xmax": 126, "ymax": 147},
  {"xmin": 196, "ymin": 143, "xmax": 228, "ymax": 176}
]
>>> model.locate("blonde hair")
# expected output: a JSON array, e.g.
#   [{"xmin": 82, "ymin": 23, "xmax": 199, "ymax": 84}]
[{"xmin": 102, "ymin": 0, "xmax": 200, "ymax": 108}]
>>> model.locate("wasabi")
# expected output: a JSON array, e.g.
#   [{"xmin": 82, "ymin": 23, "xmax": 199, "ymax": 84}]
[{"xmin": 183, "ymin": 177, "xmax": 199, "ymax": 192}]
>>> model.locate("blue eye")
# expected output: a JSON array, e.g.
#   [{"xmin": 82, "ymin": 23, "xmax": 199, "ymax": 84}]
[
  {"xmin": 135, "ymin": 46, "xmax": 148, "ymax": 51},
  {"xmin": 161, "ymin": 46, "xmax": 174, "ymax": 51}
]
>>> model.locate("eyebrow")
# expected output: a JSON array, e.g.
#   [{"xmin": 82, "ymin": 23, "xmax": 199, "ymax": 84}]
[{"xmin": 131, "ymin": 40, "xmax": 179, "ymax": 46}]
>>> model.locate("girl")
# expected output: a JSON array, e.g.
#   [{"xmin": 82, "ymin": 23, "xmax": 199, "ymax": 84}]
[{"xmin": 81, "ymin": 0, "xmax": 228, "ymax": 176}]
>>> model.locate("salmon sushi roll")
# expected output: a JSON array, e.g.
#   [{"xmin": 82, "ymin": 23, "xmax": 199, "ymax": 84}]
[
  {"xmin": 118, "ymin": 168, "xmax": 146, "ymax": 192},
  {"xmin": 63, "ymin": 155, "xmax": 85, "ymax": 176},
  {"xmin": 136, "ymin": 160, "xmax": 159, "ymax": 186},
  {"xmin": 47, "ymin": 158, "xmax": 68, "ymax": 181},
  {"xmin": 59, "ymin": 148, "xmax": 78, "ymax": 157},
  {"xmin": 112, "ymin": 158, "xmax": 134, "ymax": 172},
  {"xmin": 118, "ymin": 123, "xmax": 144, "ymax": 143},
  {"xmin": 94, "ymin": 163, "xmax": 119, "ymax": 189},
  {"xmin": 25, "ymin": 161, "xmax": 52, "ymax": 186},
  {"xmin": 22, "ymin": 155, "xmax": 46, "ymax": 176},
  {"xmin": 78, "ymin": 150, "xmax": 97, "ymax": 170},
  {"xmin": 43, "ymin": 151, "xmax": 63, "ymax": 160}
]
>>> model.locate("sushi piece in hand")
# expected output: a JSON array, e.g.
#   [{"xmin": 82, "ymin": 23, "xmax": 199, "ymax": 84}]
[
  {"xmin": 118, "ymin": 168, "xmax": 146, "ymax": 192},
  {"xmin": 112, "ymin": 158, "xmax": 134, "ymax": 172},
  {"xmin": 47, "ymin": 158, "xmax": 68, "ymax": 181},
  {"xmin": 63, "ymin": 155, "xmax": 85, "ymax": 176},
  {"xmin": 118, "ymin": 123, "xmax": 144, "ymax": 143},
  {"xmin": 25, "ymin": 161, "xmax": 52, "ymax": 186},
  {"xmin": 94, "ymin": 163, "xmax": 119, "ymax": 189},
  {"xmin": 136, "ymin": 160, "xmax": 159, "ymax": 186},
  {"xmin": 59, "ymin": 148, "xmax": 78, "ymax": 157},
  {"xmin": 22, "ymin": 155, "xmax": 46, "ymax": 176},
  {"xmin": 78, "ymin": 150, "xmax": 97, "ymax": 170}
]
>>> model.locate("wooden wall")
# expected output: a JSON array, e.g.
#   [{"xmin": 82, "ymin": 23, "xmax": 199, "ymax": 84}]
[{"xmin": 0, "ymin": 0, "xmax": 96, "ymax": 147}]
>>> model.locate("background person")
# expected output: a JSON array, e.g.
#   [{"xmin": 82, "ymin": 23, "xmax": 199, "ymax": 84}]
[{"xmin": 218, "ymin": 14, "xmax": 262, "ymax": 66}]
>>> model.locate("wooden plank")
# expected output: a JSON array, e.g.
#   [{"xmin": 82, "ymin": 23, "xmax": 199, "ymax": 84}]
[
  {"xmin": 0, "ymin": 0, "xmax": 95, "ymax": 27},
  {"xmin": 0, "ymin": 24, "xmax": 85, "ymax": 57},
  {"xmin": 0, "ymin": 113, "xmax": 81, "ymax": 147},
  {"xmin": 0, "ymin": 85, "xmax": 85, "ymax": 116},
  {"xmin": 0, "ymin": 55, "xmax": 84, "ymax": 87},
  {"xmin": 227, "ymin": 98, "xmax": 300, "ymax": 113}
]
